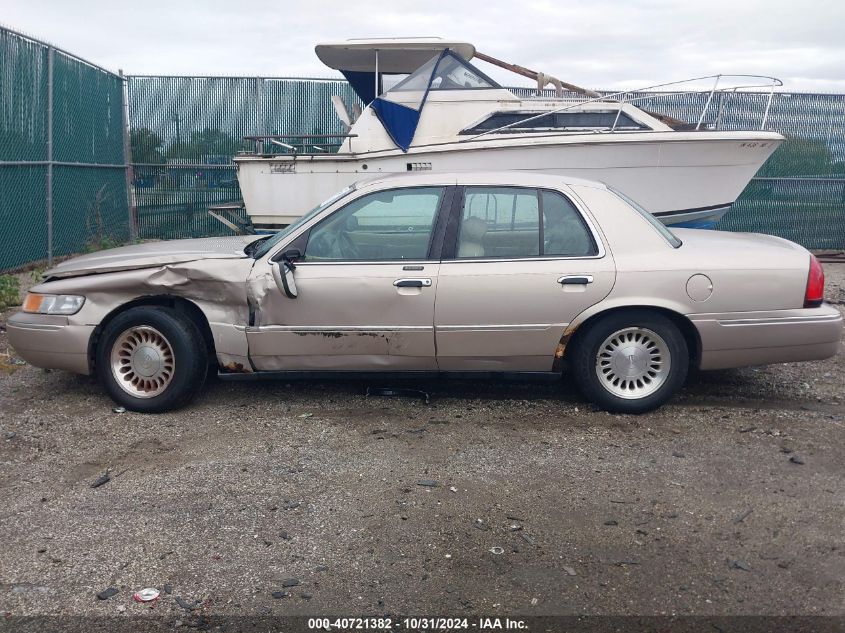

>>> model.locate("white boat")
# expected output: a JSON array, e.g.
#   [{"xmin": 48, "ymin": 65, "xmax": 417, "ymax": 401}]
[{"xmin": 234, "ymin": 38, "xmax": 784, "ymax": 230}]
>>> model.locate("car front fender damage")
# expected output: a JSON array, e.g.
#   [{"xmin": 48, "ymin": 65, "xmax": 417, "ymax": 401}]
[{"xmin": 33, "ymin": 260, "xmax": 257, "ymax": 375}]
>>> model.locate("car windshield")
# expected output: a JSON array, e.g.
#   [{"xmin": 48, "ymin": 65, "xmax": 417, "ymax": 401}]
[
  {"xmin": 251, "ymin": 185, "xmax": 357, "ymax": 259},
  {"xmin": 608, "ymin": 186, "xmax": 682, "ymax": 248}
]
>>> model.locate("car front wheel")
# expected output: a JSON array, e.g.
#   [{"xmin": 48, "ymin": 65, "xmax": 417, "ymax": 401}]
[
  {"xmin": 96, "ymin": 306, "xmax": 208, "ymax": 413},
  {"xmin": 569, "ymin": 310, "xmax": 688, "ymax": 414}
]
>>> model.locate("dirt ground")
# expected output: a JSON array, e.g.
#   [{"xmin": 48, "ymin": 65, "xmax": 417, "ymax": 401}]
[{"xmin": 0, "ymin": 264, "xmax": 843, "ymax": 630}]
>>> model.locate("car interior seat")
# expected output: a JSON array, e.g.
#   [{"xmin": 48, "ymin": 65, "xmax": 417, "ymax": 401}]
[{"xmin": 458, "ymin": 216, "xmax": 488, "ymax": 257}]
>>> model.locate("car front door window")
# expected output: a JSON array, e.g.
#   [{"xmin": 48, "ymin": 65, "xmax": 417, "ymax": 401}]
[{"xmin": 305, "ymin": 187, "xmax": 444, "ymax": 261}]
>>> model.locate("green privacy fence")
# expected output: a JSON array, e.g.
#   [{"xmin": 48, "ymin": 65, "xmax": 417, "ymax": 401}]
[
  {"xmin": 550, "ymin": 86, "xmax": 845, "ymax": 243},
  {"xmin": 126, "ymin": 75, "xmax": 356, "ymax": 239},
  {"xmin": 509, "ymin": 87, "xmax": 845, "ymax": 179},
  {"xmin": 656, "ymin": 91, "xmax": 845, "ymax": 241},
  {"xmin": 128, "ymin": 78, "xmax": 845, "ymax": 248},
  {"xmin": 510, "ymin": 86, "xmax": 845, "ymax": 243},
  {"xmin": 720, "ymin": 177, "xmax": 845, "ymax": 249},
  {"xmin": 2, "ymin": 23, "xmax": 845, "ymax": 271},
  {"xmin": 0, "ymin": 25, "xmax": 130, "ymax": 271}
]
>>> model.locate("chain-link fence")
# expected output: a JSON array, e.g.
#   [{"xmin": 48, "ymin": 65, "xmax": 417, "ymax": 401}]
[
  {"xmin": 0, "ymin": 25, "xmax": 130, "ymax": 271},
  {"xmin": 634, "ymin": 90, "xmax": 845, "ymax": 246},
  {"xmin": 2, "ymin": 24, "xmax": 845, "ymax": 272},
  {"xmin": 720, "ymin": 177, "xmax": 845, "ymax": 249},
  {"xmin": 127, "ymin": 79, "xmax": 845, "ymax": 249},
  {"xmin": 126, "ymin": 75, "xmax": 357, "ymax": 240}
]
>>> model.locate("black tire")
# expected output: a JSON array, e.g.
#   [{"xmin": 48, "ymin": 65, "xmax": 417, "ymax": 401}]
[
  {"xmin": 96, "ymin": 306, "xmax": 208, "ymax": 413},
  {"xmin": 568, "ymin": 309, "xmax": 688, "ymax": 414}
]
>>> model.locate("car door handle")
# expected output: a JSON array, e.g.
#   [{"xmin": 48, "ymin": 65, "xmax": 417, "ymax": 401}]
[
  {"xmin": 393, "ymin": 278, "xmax": 432, "ymax": 288},
  {"xmin": 558, "ymin": 275, "xmax": 594, "ymax": 285}
]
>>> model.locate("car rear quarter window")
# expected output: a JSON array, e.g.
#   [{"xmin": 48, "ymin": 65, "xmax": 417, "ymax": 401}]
[{"xmin": 541, "ymin": 190, "xmax": 598, "ymax": 257}]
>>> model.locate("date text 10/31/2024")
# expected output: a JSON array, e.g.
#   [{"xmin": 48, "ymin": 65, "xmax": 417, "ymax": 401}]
[{"xmin": 307, "ymin": 617, "xmax": 528, "ymax": 630}]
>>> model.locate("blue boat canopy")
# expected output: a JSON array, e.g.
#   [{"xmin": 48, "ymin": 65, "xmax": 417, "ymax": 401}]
[
  {"xmin": 315, "ymin": 38, "xmax": 478, "ymax": 104},
  {"xmin": 314, "ymin": 38, "xmax": 501, "ymax": 151},
  {"xmin": 370, "ymin": 50, "xmax": 501, "ymax": 152}
]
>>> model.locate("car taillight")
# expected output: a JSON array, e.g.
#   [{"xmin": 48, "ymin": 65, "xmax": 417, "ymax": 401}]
[{"xmin": 804, "ymin": 254, "xmax": 825, "ymax": 308}]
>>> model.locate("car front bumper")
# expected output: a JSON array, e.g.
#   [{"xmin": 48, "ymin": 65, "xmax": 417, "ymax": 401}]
[
  {"xmin": 6, "ymin": 312, "xmax": 95, "ymax": 375},
  {"xmin": 690, "ymin": 304, "xmax": 843, "ymax": 370}
]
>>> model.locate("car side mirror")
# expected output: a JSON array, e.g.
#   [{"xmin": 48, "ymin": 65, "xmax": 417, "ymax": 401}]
[
  {"xmin": 282, "ymin": 248, "xmax": 302, "ymax": 264},
  {"xmin": 271, "ymin": 260, "xmax": 298, "ymax": 299}
]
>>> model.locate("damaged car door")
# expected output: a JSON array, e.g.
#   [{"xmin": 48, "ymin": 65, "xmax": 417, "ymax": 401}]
[{"xmin": 245, "ymin": 186, "xmax": 450, "ymax": 371}]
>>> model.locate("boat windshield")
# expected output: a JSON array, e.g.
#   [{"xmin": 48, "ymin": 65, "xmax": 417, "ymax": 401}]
[
  {"xmin": 252, "ymin": 185, "xmax": 357, "ymax": 259},
  {"xmin": 372, "ymin": 50, "xmax": 502, "ymax": 152},
  {"xmin": 387, "ymin": 50, "xmax": 500, "ymax": 94}
]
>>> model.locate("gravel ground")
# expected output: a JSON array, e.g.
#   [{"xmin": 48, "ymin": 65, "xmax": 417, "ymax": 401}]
[{"xmin": 0, "ymin": 264, "xmax": 843, "ymax": 629}]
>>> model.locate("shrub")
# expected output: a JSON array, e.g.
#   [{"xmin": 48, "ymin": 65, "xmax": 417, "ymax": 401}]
[{"xmin": 0, "ymin": 275, "xmax": 21, "ymax": 311}]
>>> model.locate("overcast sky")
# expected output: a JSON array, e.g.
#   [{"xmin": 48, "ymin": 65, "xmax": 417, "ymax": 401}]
[{"xmin": 1, "ymin": 0, "xmax": 843, "ymax": 93}]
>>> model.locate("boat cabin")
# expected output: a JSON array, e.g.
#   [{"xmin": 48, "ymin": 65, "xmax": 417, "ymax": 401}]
[{"xmin": 314, "ymin": 38, "xmax": 670, "ymax": 155}]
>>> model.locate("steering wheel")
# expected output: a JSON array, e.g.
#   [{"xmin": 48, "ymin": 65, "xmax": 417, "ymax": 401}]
[
  {"xmin": 438, "ymin": 76, "xmax": 464, "ymax": 90},
  {"xmin": 338, "ymin": 230, "xmax": 361, "ymax": 259},
  {"xmin": 307, "ymin": 230, "xmax": 334, "ymax": 258},
  {"xmin": 308, "ymin": 228, "xmax": 360, "ymax": 260}
]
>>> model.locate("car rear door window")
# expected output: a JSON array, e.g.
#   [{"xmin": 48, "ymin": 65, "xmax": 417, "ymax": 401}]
[
  {"xmin": 305, "ymin": 187, "xmax": 443, "ymax": 261},
  {"xmin": 455, "ymin": 187, "xmax": 597, "ymax": 259},
  {"xmin": 457, "ymin": 187, "xmax": 540, "ymax": 258}
]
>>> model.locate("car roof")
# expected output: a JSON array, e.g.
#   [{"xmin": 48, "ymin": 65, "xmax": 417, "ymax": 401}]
[{"xmin": 354, "ymin": 171, "xmax": 610, "ymax": 191}]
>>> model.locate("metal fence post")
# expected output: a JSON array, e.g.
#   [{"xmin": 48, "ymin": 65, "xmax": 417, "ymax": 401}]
[
  {"xmin": 120, "ymin": 70, "xmax": 137, "ymax": 240},
  {"xmin": 46, "ymin": 46, "xmax": 54, "ymax": 266},
  {"xmin": 255, "ymin": 77, "xmax": 264, "ymax": 137}
]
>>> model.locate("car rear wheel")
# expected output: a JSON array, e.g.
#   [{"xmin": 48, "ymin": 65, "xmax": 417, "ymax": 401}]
[
  {"xmin": 96, "ymin": 306, "xmax": 208, "ymax": 413},
  {"xmin": 569, "ymin": 310, "xmax": 688, "ymax": 413}
]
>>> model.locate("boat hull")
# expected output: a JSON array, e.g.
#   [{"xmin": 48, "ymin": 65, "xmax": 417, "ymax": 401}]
[{"xmin": 235, "ymin": 131, "xmax": 782, "ymax": 229}]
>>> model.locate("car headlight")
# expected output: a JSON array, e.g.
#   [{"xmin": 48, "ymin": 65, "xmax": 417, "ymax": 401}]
[{"xmin": 22, "ymin": 293, "xmax": 85, "ymax": 315}]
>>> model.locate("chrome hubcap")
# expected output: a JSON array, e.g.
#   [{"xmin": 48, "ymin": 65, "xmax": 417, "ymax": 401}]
[
  {"xmin": 595, "ymin": 327, "xmax": 670, "ymax": 399},
  {"xmin": 110, "ymin": 326, "xmax": 175, "ymax": 398}
]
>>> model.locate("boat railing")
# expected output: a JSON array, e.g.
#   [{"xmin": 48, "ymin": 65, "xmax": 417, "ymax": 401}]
[
  {"xmin": 241, "ymin": 133, "xmax": 358, "ymax": 156},
  {"xmin": 466, "ymin": 74, "xmax": 784, "ymax": 141}
]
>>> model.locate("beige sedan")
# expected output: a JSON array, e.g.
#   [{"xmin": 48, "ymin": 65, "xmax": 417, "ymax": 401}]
[{"xmin": 8, "ymin": 172, "xmax": 842, "ymax": 413}]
